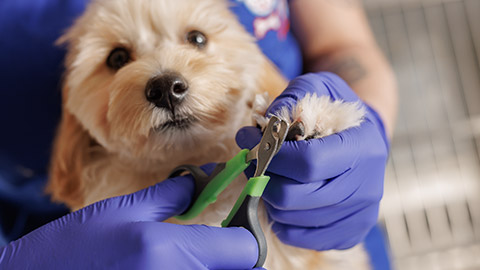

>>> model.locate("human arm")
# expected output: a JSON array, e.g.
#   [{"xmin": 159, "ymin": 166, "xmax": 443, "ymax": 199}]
[
  {"xmin": 289, "ymin": 0, "xmax": 397, "ymax": 137},
  {"xmin": 0, "ymin": 166, "xmax": 260, "ymax": 270}
]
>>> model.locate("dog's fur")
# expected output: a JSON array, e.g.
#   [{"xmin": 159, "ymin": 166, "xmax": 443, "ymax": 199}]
[{"xmin": 47, "ymin": 0, "xmax": 369, "ymax": 268}]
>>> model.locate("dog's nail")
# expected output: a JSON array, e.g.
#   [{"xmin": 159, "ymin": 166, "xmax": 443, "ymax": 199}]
[
  {"xmin": 286, "ymin": 121, "xmax": 305, "ymax": 141},
  {"xmin": 305, "ymin": 130, "xmax": 321, "ymax": 140}
]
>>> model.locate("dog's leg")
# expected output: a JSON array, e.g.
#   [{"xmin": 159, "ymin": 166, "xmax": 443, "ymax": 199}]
[{"xmin": 253, "ymin": 93, "xmax": 366, "ymax": 140}]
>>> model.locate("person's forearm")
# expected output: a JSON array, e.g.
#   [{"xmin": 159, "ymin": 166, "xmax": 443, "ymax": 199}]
[
  {"xmin": 289, "ymin": 0, "xmax": 397, "ymax": 138},
  {"xmin": 305, "ymin": 45, "xmax": 397, "ymax": 138}
]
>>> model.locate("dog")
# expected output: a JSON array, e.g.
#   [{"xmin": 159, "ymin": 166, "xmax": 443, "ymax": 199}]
[{"xmin": 47, "ymin": 0, "xmax": 369, "ymax": 268}]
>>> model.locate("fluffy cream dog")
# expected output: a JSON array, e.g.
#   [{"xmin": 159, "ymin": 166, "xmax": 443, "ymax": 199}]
[{"xmin": 47, "ymin": 0, "xmax": 369, "ymax": 268}]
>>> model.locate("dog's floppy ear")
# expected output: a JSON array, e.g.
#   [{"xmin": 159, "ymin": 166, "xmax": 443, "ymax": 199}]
[
  {"xmin": 258, "ymin": 57, "xmax": 289, "ymax": 99},
  {"xmin": 47, "ymin": 96, "xmax": 91, "ymax": 209}
]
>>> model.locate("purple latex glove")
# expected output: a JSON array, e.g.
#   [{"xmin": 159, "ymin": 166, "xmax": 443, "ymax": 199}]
[
  {"xmin": 0, "ymin": 164, "xmax": 259, "ymax": 270},
  {"xmin": 236, "ymin": 72, "xmax": 389, "ymax": 250}
]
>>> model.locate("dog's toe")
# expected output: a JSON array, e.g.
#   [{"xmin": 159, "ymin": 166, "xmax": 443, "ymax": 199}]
[
  {"xmin": 286, "ymin": 121, "xmax": 305, "ymax": 141},
  {"xmin": 256, "ymin": 93, "xmax": 366, "ymax": 141}
]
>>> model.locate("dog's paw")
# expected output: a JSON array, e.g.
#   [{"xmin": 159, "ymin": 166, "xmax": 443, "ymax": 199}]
[{"xmin": 255, "ymin": 93, "xmax": 366, "ymax": 141}]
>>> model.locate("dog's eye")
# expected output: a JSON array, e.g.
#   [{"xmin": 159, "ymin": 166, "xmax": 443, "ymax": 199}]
[
  {"xmin": 186, "ymin": 30, "xmax": 207, "ymax": 49},
  {"xmin": 106, "ymin": 47, "xmax": 131, "ymax": 70}
]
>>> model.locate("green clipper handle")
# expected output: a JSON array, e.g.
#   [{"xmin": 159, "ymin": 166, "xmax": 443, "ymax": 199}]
[
  {"xmin": 175, "ymin": 149, "xmax": 251, "ymax": 220},
  {"xmin": 221, "ymin": 175, "xmax": 270, "ymax": 268}
]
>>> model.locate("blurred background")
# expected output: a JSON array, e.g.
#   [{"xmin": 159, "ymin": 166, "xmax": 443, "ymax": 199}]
[{"xmin": 363, "ymin": 0, "xmax": 480, "ymax": 269}]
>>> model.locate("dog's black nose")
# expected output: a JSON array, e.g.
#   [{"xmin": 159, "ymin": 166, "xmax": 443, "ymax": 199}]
[{"xmin": 145, "ymin": 72, "xmax": 189, "ymax": 111}]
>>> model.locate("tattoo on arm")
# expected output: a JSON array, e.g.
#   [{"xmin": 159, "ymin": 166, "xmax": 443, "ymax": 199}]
[{"xmin": 322, "ymin": 57, "xmax": 368, "ymax": 85}]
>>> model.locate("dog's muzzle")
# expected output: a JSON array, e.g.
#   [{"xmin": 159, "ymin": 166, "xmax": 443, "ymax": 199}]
[{"xmin": 145, "ymin": 71, "xmax": 189, "ymax": 113}]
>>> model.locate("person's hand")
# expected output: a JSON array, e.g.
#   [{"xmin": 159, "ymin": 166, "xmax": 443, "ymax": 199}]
[
  {"xmin": 236, "ymin": 72, "xmax": 389, "ymax": 250},
  {"xmin": 0, "ymin": 164, "xmax": 260, "ymax": 270}
]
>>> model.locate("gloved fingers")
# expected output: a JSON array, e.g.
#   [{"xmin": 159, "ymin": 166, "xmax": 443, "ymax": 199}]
[
  {"xmin": 261, "ymin": 174, "xmax": 329, "ymax": 210},
  {"xmin": 237, "ymin": 126, "xmax": 358, "ymax": 182},
  {"xmin": 266, "ymin": 72, "xmax": 360, "ymax": 115},
  {"xmin": 263, "ymin": 165, "xmax": 384, "ymax": 210},
  {"xmin": 199, "ymin": 162, "xmax": 219, "ymax": 174},
  {"xmin": 114, "ymin": 163, "xmax": 217, "ymax": 222},
  {"xmin": 242, "ymin": 162, "xmax": 257, "ymax": 179},
  {"xmin": 135, "ymin": 222, "xmax": 259, "ymax": 269},
  {"xmin": 269, "ymin": 121, "xmax": 385, "ymax": 182},
  {"xmin": 271, "ymin": 204, "xmax": 379, "ymax": 251},
  {"xmin": 238, "ymin": 123, "xmax": 383, "ymax": 183},
  {"xmin": 262, "ymin": 168, "xmax": 371, "ymax": 210},
  {"xmin": 264, "ymin": 199, "xmax": 373, "ymax": 227},
  {"xmin": 236, "ymin": 126, "xmax": 262, "ymax": 150},
  {"xmin": 236, "ymin": 72, "xmax": 363, "ymax": 150}
]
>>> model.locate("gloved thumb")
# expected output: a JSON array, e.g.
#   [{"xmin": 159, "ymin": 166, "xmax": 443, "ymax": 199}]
[
  {"xmin": 143, "ymin": 223, "xmax": 260, "ymax": 269},
  {"xmin": 236, "ymin": 126, "xmax": 262, "ymax": 150},
  {"xmin": 266, "ymin": 72, "xmax": 360, "ymax": 116},
  {"xmin": 112, "ymin": 163, "xmax": 217, "ymax": 222}
]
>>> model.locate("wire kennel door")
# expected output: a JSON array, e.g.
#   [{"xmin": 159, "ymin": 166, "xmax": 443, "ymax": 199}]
[{"xmin": 365, "ymin": 0, "xmax": 480, "ymax": 269}]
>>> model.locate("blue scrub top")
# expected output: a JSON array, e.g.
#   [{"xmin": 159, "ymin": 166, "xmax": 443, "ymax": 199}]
[{"xmin": 0, "ymin": 1, "xmax": 389, "ymax": 269}]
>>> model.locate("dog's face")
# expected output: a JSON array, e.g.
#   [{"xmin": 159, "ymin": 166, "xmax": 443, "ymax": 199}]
[{"xmin": 60, "ymin": 0, "xmax": 265, "ymax": 161}]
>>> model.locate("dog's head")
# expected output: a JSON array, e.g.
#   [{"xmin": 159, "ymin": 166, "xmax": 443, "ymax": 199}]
[
  {"xmin": 60, "ymin": 0, "xmax": 269, "ymax": 158},
  {"xmin": 48, "ymin": 0, "xmax": 286, "ymax": 207}
]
